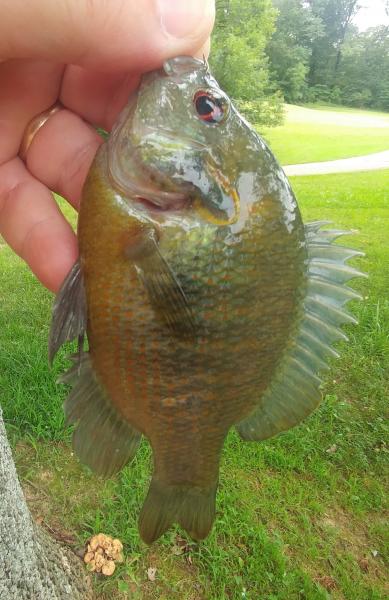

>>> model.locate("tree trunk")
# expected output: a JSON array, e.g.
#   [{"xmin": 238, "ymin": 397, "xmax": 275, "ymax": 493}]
[
  {"xmin": 334, "ymin": 0, "xmax": 360, "ymax": 77},
  {"xmin": 0, "ymin": 406, "xmax": 93, "ymax": 599}
]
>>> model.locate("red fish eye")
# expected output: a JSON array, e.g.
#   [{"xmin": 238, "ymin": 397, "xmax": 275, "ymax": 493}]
[{"xmin": 194, "ymin": 91, "xmax": 225, "ymax": 124}]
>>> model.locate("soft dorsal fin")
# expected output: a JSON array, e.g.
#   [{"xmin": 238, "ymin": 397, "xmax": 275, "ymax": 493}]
[
  {"xmin": 60, "ymin": 352, "xmax": 141, "ymax": 477},
  {"xmin": 236, "ymin": 222, "xmax": 366, "ymax": 442}
]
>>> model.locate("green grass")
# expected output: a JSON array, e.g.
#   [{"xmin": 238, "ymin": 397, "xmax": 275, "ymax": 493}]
[
  {"xmin": 303, "ymin": 104, "xmax": 389, "ymax": 118},
  {"xmin": 260, "ymin": 104, "xmax": 389, "ymax": 165},
  {"xmin": 1, "ymin": 170, "xmax": 388, "ymax": 599}
]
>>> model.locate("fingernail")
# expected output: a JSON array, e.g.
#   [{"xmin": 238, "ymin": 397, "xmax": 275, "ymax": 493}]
[{"xmin": 157, "ymin": 0, "xmax": 214, "ymax": 39}]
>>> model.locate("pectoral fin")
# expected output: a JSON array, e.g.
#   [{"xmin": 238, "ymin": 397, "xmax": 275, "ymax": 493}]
[
  {"xmin": 129, "ymin": 230, "xmax": 196, "ymax": 338},
  {"xmin": 48, "ymin": 261, "xmax": 87, "ymax": 363}
]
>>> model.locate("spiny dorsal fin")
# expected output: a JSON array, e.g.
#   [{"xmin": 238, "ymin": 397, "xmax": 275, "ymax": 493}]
[
  {"xmin": 60, "ymin": 352, "xmax": 141, "ymax": 477},
  {"xmin": 236, "ymin": 223, "xmax": 366, "ymax": 442},
  {"xmin": 48, "ymin": 260, "xmax": 87, "ymax": 364}
]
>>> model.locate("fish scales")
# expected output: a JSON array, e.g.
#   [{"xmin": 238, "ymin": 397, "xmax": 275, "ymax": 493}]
[
  {"xmin": 82, "ymin": 148, "xmax": 304, "ymax": 425},
  {"xmin": 49, "ymin": 56, "xmax": 363, "ymax": 543}
]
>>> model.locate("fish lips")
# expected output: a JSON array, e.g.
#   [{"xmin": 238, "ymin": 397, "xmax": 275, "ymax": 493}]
[
  {"xmin": 136, "ymin": 161, "xmax": 240, "ymax": 226},
  {"xmin": 132, "ymin": 143, "xmax": 240, "ymax": 225},
  {"xmin": 109, "ymin": 134, "xmax": 239, "ymax": 223},
  {"xmin": 107, "ymin": 142, "xmax": 189, "ymax": 213}
]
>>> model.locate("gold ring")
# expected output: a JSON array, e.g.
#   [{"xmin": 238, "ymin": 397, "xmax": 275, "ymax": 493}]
[{"xmin": 19, "ymin": 102, "xmax": 64, "ymax": 161}]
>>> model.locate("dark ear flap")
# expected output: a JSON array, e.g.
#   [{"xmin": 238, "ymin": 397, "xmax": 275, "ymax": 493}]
[{"xmin": 163, "ymin": 56, "xmax": 204, "ymax": 76}]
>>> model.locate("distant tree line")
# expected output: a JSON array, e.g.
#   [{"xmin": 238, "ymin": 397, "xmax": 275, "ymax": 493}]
[
  {"xmin": 210, "ymin": 0, "xmax": 389, "ymax": 125},
  {"xmin": 268, "ymin": 0, "xmax": 389, "ymax": 109}
]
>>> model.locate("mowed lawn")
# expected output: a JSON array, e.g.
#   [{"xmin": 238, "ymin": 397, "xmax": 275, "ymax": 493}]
[
  {"xmin": 0, "ymin": 167, "xmax": 387, "ymax": 600},
  {"xmin": 261, "ymin": 104, "xmax": 389, "ymax": 165}
]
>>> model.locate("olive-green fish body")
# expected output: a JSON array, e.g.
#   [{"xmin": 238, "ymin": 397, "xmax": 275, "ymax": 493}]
[{"xmin": 50, "ymin": 57, "xmax": 363, "ymax": 543}]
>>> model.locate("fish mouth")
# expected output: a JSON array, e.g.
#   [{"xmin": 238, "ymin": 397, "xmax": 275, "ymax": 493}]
[
  {"xmin": 138, "ymin": 129, "xmax": 240, "ymax": 225},
  {"xmin": 107, "ymin": 127, "xmax": 239, "ymax": 224},
  {"xmin": 108, "ymin": 132, "xmax": 203, "ymax": 213},
  {"xmin": 107, "ymin": 148, "xmax": 192, "ymax": 213},
  {"xmin": 129, "ymin": 128, "xmax": 207, "ymax": 213},
  {"xmin": 134, "ymin": 192, "xmax": 189, "ymax": 213}
]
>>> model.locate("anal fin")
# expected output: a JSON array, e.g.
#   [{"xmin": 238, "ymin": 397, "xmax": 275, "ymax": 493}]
[
  {"xmin": 237, "ymin": 222, "xmax": 365, "ymax": 442},
  {"xmin": 61, "ymin": 352, "xmax": 141, "ymax": 477}
]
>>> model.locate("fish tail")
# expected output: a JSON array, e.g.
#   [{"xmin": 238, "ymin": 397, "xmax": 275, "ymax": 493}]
[{"xmin": 139, "ymin": 477, "xmax": 217, "ymax": 544}]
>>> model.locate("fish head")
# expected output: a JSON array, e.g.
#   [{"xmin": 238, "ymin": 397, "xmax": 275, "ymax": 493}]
[{"xmin": 107, "ymin": 56, "xmax": 272, "ymax": 226}]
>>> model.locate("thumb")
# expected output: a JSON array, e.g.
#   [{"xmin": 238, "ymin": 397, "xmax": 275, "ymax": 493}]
[{"xmin": 0, "ymin": 0, "xmax": 215, "ymax": 71}]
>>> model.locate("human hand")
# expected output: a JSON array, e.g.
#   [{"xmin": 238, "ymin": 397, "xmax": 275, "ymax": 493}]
[{"xmin": 0, "ymin": 0, "xmax": 214, "ymax": 292}]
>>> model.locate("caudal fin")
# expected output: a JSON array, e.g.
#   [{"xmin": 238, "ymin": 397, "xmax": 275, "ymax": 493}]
[{"xmin": 139, "ymin": 477, "xmax": 217, "ymax": 544}]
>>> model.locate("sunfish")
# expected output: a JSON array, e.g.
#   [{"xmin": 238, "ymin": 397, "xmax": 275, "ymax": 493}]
[{"xmin": 49, "ymin": 56, "xmax": 363, "ymax": 543}]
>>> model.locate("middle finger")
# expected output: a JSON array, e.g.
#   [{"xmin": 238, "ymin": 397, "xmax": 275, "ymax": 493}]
[{"xmin": 25, "ymin": 107, "xmax": 102, "ymax": 209}]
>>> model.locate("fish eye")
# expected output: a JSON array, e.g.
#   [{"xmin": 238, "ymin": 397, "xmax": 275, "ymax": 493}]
[{"xmin": 193, "ymin": 90, "xmax": 226, "ymax": 124}]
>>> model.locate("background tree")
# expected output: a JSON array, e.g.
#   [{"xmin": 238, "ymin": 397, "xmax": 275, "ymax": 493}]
[
  {"xmin": 267, "ymin": 0, "xmax": 323, "ymax": 103},
  {"xmin": 336, "ymin": 24, "xmax": 389, "ymax": 110},
  {"xmin": 263, "ymin": 0, "xmax": 388, "ymax": 111},
  {"xmin": 210, "ymin": 0, "xmax": 388, "ymax": 120},
  {"xmin": 0, "ymin": 408, "xmax": 93, "ymax": 599},
  {"xmin": 210, "ymin": 0, "xmax": 283, "ymax": 126},
  {"xmin": 306, "ymin": 0, "xmax": 361, "ymax": 90}
]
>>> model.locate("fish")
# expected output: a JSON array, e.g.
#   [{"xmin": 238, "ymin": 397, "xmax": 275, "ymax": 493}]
[{"xmin": 48, "ymin": 56, "xmax": 364, "ymax": 544}]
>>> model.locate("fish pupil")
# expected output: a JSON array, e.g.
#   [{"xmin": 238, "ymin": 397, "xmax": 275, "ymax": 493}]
[{"xmin": 194, "ymin": 91, "xmax": 224, "ymax": 124}]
